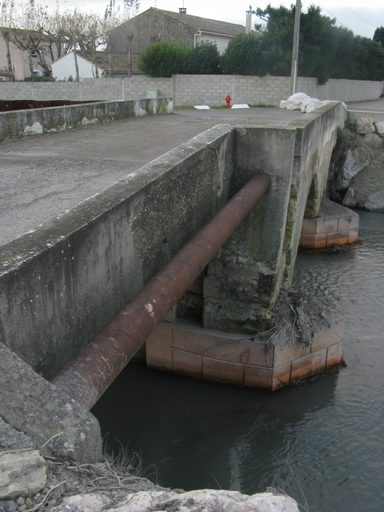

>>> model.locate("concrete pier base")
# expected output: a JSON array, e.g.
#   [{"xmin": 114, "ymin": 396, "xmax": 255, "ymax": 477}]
[
  {"xmin": 299, "ymin": 198, "xmax": 359, "ymax": 249},
  {"xmin": 146, "ymin": 293, "xmax": 344, "ymax": 390}
]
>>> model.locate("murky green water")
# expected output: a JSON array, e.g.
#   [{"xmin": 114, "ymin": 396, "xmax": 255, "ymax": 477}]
[{"xmin": 92, "ymin": 210, "xmax": 384, "ymax": 512}]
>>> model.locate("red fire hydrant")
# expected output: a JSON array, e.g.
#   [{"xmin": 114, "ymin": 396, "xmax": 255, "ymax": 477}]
[{"xmin": 225, "ymin": 95, "xmax": 231, "ymax": 107}]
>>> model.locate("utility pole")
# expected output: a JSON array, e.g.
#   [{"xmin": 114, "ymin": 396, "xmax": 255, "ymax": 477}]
[{"xmin": 290, "ymin": 0, "xmax": 301, "ymax": 95}]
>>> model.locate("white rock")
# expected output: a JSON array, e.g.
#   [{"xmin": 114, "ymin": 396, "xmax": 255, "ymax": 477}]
[
  {"xmin": 81, "ymin": 117, "xmax": 91, "ymax": 125},
  {"xmin": 24, "ymin": 122, "xmax": 43, "ymax": 134},
  {"xmin": 301, "ymin": 98, "xmax": 321, "ymax": 113},
  {"xmin": 375, "ymin": 121, "xmax": 384, "ymax": 136},
  {"xmin": 364, "ymin": 190, "xmax": 384, "ymax": 211},
  {"xmin": 336, "ymin": 147, "xmax": 370, "ymax": 189},
  {"xmin": 356, "ymin": 117, "xmax": 375, "ymax": 135},
  {"xmin": 364, "ymin": 133, "xmax": 383, "ymax": 149},
  {"xmin": 286, "ymin": 92, "xmax": 310, "ymax": 110},
  {"xmin": 0, "ymin": 450, "xmax": 46, "ymax": 499},
  {"xmin": 51, "ymin": 489, "xmax": 300, "ymax": 512},
  {"xmin": 279, "ymin": 100, "xmax": 287, "ymax": 109},
  {"xmin": 342, "ymin": 187, "xmax": 357, "ymax": 207},
  {"xmin": 194, "ymin": 105, "xmax": 210, "ymax": 110}
]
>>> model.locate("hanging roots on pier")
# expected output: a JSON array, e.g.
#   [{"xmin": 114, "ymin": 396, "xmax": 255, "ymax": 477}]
[{"xmin": 249, "ymin": 290, "xmax": 339, "ymax": 349}]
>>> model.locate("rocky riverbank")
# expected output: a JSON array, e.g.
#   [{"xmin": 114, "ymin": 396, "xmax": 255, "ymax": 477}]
[
  {"xmin": 329, "ymin": 117, "xmax": 384, "ymax": 211},
  {"xmin": 0, "ymin": 447, "xmax": 300, "ymax": 512}
]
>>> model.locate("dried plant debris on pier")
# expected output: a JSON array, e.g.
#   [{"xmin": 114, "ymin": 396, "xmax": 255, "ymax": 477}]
[{"xmin": 251, "ymin": 290, "xmax": 342, "ymax": 349}]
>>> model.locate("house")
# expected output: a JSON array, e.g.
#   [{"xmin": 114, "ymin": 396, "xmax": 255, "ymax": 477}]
[
  {"xmin": 0, "ymin": 68, "xmax": 11, "ymax": 81},
  {"xmin": 108, "ymin": 7, "xmax": 253, "ymax": 60},
  {"xmin": 51, "ymin": 51, "xmax": 139, "ymax": 81},
  {"xmin": 0, "ymin": 28, "xmax": 56, "ymax": 80}
]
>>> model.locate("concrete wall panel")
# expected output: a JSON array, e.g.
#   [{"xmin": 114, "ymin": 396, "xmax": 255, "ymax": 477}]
[
  {"xmin": 0, "ymin": 75, "xmax": 381, "ymax": 106},
  {"xmin": 0, "ymin": 125, "xmax": 234, "ymax": 379}
]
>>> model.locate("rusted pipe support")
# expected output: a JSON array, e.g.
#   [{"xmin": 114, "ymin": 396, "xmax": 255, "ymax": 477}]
[{"xmin": 51, "ymin": 173, "xmax": 270, "ymax": 409}]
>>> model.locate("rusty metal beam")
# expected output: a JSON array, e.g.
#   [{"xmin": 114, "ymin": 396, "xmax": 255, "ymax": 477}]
[{"xmin": 51, "ymin": 173, "xmax": 270, "ymax": 409}]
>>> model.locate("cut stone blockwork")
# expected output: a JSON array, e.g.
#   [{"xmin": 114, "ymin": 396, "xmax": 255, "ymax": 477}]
[
  {"xmin": 299, "ymin": 197, "xmax": 359, "ymax": 249},
  {"xmin": 146, "ymin": 314, "xmax": 344, "ymax": 391}
]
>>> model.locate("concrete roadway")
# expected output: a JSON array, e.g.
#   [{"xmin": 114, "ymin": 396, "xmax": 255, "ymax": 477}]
[{"xmin": 0, "ymin": 107, "xmax": 304, "ymax": 247}]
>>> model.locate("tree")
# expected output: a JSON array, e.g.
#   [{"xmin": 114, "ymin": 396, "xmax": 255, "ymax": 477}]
[
  {"xmin": 0, "ymin": 0, "xmax": 139, "ymax": 79},
  {"xmin": 373, "ymin": 26, "xmax": 384, "ymax": 47},
  {"xmin": 249, "ymin": 4, "xmax": 384, "ymax": 84},
  {"xmin": 221, "ymin": 33, "xmax": 263, "ymax": 75},
  {"xmin": 138, "ymin": 41, "xmax": 191, "ymax": 77},
  {"xmin": 189, "ymin": 41, "xmax": 221, "ymax": 74},
  {"xmin": 1, "ymin": 0, "xmax": 16, "ymax": 80}
]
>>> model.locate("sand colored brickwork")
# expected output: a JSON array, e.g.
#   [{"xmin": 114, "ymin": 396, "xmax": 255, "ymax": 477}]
[{"xmin": 146, "ymin": 317, "xmax": 343, "ymax": 390}]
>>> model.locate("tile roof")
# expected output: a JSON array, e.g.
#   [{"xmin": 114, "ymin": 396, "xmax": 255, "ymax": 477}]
[{"xmin": 154, "ymin": 8, "xmax": 246, "ymax": 36}]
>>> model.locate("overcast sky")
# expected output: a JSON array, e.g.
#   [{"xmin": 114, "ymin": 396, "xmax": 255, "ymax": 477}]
[{"xmin": 58, "ymin": 0, "xmax": 383, "ymax": 39}]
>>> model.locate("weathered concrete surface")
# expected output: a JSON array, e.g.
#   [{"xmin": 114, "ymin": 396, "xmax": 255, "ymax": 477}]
[
  {"xmin": 0, "ymin": 124, "xmax": 236, "ymax": 379},
  {"xmin": 0, "ymin": 107, "xmax": 302, "ymax": 247},
  {"xmin": 0, "ymin": 97, "xmax": 173, "ymax": 141},
  {"xmin": 0, "ymin": 343, "xmax": 102, "ymax": 463},
  {"xmin": 0, "ymin": 105, "xmax": 339, "ymax": 384},
  {"xmin": 203, "ymin": 103, "xmax": 340, "ymax": 332}
]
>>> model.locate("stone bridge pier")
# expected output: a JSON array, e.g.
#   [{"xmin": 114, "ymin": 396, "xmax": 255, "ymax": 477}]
[
  {"xmin": 146, "ymin": 104, "xmax": 344, "ymax": 389},
  {"xmin": 188, "ymin": 107, "xmax": 339, "ymax": 333}
]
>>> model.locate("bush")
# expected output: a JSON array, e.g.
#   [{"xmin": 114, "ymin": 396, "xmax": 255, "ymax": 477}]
[
  {"xmin": 221, "ymin": 34, "xmax": 263, "ymax": 75},
  {"xmin": 138, "ymin": 41, "xmax": 191, "ymax": 77},
  {"xmin": 189, "ymin": 41, "xmax": 221, "ymax": 74},
  {"xmin": 23, "ymin": 76, "xmax": 56, "ymax": 82}
]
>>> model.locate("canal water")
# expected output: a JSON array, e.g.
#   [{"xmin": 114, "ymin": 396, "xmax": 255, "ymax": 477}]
[{"xmin": 92, "ymin": 210, "xmax": 384, "ymax": 512}]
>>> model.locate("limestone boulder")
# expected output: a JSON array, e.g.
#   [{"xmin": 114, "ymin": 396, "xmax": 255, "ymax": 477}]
[
  {"xmin": 364, "ymin": 133, "xmax": 383, "ymax": 149},
  {"xmin": 356, "ymin": 117, "xmax": 375, "ymax": 135},
  {"xmin": 286, "ymin": 92, "xmax": 310, "ymax": 110},
  {"xmin": 336, "ymin": 146, "xmax": 370, "ymax": 190},
  {"xmin": 375, "ymin": 121, "xmax": 384, "ymax": 136},
  {"xmin": 279, "ymin": 100, "xmax": 287, "ymax": 109},
  {"xmin": 51, "ymin": 490, "xmax": 300, "ymax": 512},
  {"xmin": 343, "ymin": 159, "xmax": 384, "ymax": 211},
  {"xmin": 301, "ymin": 98, "xmax": 321, "ymax": 113},
  {"xmin": 0, "ymin": 450, "xmax": 46, "ymax": 499}
]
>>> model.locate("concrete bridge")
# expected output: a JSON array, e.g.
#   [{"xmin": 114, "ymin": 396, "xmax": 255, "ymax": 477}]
[{"xmin": 0, "ymin": 101, "xmax": 343, "ymax": 462}]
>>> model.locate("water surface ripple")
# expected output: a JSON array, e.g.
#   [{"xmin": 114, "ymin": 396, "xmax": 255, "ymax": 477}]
[{"xmin": 92, "ymin": 210, "xmax": 384, "ymax": 512}]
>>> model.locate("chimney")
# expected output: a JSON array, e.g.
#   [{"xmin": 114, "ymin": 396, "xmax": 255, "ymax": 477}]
[
  {"xmin": 179, "ymin": 7, "xmax": 186, "ymax": 13},
  {"xmin": 246, "ymin": 10, "xmax": 252, "ymax": 33}
]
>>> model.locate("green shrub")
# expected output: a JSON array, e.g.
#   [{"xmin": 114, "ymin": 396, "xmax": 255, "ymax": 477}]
[
  {"xmin": 221, "ymin": 34, "xmax": 263, "ymax": 75},
  {"xmin": 138, "ymin": 41, "xmax": 191, "ymax": 77},
  {"xmin": 190, "ymin": 41, "xmax": 221, "ymax": 74},
  {"xmin": 23, "ymin": 76, "xmax": 55, "ymax": 82}
]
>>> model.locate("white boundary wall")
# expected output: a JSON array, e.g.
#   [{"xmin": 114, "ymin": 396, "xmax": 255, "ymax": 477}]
[{"xmin": 0, "ymin": 75, "xmax": 382, "ymax": 106}]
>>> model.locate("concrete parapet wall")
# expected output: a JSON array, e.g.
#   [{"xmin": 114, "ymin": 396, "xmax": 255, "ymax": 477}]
[
  {"xmin": 0, "ymin": 97, "xmax": 173, "ymax": 140},
  {"xmin": 0, "ymin": 125, "xmax": 235, "ymax": 379},
  {"xmin": 348, "ymin": 110, "xmax": 384, "ymax": 123},
  {"xmin": 0, "ymin": 75, "xmax": 381, "ymax": 106}
]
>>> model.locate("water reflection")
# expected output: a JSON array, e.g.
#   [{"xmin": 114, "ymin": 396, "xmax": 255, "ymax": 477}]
[{"xmin": 92, "ymin": 210, "xmax": 384, "ymax": 512}]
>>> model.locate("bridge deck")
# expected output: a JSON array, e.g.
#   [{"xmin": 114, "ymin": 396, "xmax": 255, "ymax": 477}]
[{"xmin": 0, "ymin": 107, "xmax": 301, "ymax": 247}]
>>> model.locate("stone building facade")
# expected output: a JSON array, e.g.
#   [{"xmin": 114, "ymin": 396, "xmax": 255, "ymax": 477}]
[{"xmin": 108, "ymin": 7, "xmax": 247, "ymax": 58}]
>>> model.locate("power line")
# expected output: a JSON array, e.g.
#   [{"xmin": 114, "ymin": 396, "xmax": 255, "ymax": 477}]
[{"xmin": 335, "ymin": 0, "xmax": 376, "ymax": 29}]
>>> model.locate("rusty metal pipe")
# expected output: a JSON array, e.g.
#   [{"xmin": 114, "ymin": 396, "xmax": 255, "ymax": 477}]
[{"xmin": 52, "ymin": 173, "xmax": 270, "ymax": 409}]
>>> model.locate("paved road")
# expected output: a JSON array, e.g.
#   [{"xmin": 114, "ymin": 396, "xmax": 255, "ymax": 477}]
[{"xmin": 0, "ymin": 107, "xmax": 303, "ymax": 247}]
